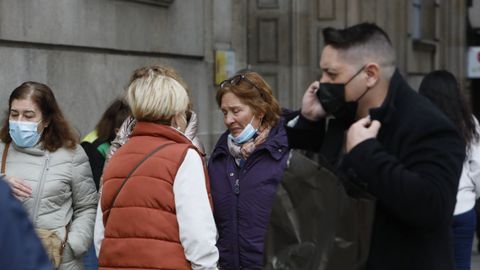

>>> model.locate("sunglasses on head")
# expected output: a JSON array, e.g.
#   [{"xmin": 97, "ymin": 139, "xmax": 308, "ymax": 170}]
[{"xmin": 220, "ymin": 74, "xmax": 261, "ymax": 91}]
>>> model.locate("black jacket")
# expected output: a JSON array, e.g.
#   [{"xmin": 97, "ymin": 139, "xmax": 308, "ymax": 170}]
[
  {"xmin": 285, "ymin": 70, "xmax": 465, "ymax": 270},
  {"xmin": 80, "ymin": 139, "xmax": 107, "ymax": 191}
]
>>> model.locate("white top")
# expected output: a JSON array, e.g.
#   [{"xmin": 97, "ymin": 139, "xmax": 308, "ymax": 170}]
[
  {"xmin": 94, "ymin": 149, "xmax": 219, "ymax": 269},
  {"xmin": 454, "ymin": 117, "xmax": 480, "ymax": 215}
]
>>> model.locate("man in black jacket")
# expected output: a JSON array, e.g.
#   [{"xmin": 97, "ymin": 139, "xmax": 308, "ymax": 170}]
[{"xmin": 286, "ymin": 23, "xmax": 465, "ymax": 269}]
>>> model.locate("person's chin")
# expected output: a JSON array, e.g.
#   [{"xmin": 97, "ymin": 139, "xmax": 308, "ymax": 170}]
[{"xmin": 229, "ymin": 129, "xmax": 240, "ymax": 137}]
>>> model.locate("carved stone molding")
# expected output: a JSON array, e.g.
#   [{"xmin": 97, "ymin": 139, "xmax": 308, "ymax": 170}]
[
  {"xmin": 119, "ymin": 0, "xmax": 175, "ymax": 8},
  {"xmin": 257, "ymin": 0, "xmax": 279, "ymax": 9},
  {"xmin": 257, "ymin": 18, "xmax": 279, "ymax": 63},
  {"xmin": 262, "ymin": 73, "xmax": 278, "ymax": 97}
]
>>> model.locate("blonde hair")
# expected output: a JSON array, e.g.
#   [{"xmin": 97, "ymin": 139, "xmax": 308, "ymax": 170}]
[{"xmin": 126, "ymin": 65, "xmax": 190, "ymax": 123}]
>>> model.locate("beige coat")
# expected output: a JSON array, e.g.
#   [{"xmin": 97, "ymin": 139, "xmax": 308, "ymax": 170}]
[{"xmin": 0, "ymin": 142, "xmax": 98, "ymax": 270}]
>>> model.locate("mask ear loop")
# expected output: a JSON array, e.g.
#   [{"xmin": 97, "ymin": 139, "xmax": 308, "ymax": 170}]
[
  {"xmin": 345, "ymin": 64, "xmax": 367, "ymax": 86},
  {"xmin": 355, "ymin": 86, "xmax": 371, "ymax": 102},
  {"xmin": 249, "ymin": 115, "xmax": 262, "ymax": 130},
  {"xmin": 345, "ymin": 64, "xmax": 370, "ymax": 102},
  {"xmin": 39, "ymin": 119, "xmax": 48, "ymax": 133},
  {"xmin": 253, "ymin": 115, "xmax": 266, "ymax": 135},
  {"xmin": 248, "ymin": 116, "xmax": 255, "ymax": 125}
]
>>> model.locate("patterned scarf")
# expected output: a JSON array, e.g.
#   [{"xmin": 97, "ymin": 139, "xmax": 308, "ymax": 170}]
[{"xmin": 227, "ymin": 125, "xmax": 271, "ymax": 167}]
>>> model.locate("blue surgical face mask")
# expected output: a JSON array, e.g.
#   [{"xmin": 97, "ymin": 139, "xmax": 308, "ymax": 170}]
[
  {"xmin": 228, "ymin": 116, "xmax": 258, "ymax": 144},
  {"xmin": 9, "ymin": 120, "xmax": 42, "ymax": 148}
]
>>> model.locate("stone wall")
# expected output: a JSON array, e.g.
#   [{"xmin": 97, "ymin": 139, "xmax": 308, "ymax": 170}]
[{"xmin": 0, "ymin": 0, "xmax": 223, "ymax": 151}]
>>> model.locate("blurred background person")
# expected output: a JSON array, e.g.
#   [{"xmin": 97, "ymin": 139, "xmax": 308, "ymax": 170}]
[
  {"xmin": 96, "ymin": 65, "xmax": 218, "ymax": 269},
  {"xmin": 208, "ymin": 71, "xmax": 289, "ymax": 269},
  {"xmin": 0, "ymin": 82, "xmax": 98, "ymax": 269},
  {"xmin": 81, "ymin": 98, "xmax": 131, "ymax": 190},
  {"xmin": 80, "ymin": 98, "xmax": 130, "ymax": 270},
  {"xmin": 419, "ymin": 70, "xmax": 480, "ymax": 270}
]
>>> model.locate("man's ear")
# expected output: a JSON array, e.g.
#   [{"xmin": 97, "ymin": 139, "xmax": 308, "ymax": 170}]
[{"xmin": 365, "ymin": 63, "xmax": 380, "ymax": 88}]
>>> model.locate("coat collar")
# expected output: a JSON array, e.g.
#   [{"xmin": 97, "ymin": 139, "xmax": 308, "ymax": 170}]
[
  {"xmin": 131, "ymin": 122, "xmax": 193, "ymax": 145},
  {"xmin": 11, "ymin": 142, "xmax": 46, "ymax": 156},
  {"xmin": 369, "ymin": 69, "xmax": 407, "ymax": 124}
]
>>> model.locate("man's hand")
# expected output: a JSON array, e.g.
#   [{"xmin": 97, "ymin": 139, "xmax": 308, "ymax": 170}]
[
  {"xmin": 346, "ymin": 117, "xmax": 381, "ymax": 153},
  {"xmin": 4, "ymin": 176, "xmax": 32, "ymax": 200},
  {"xmin": 301, "ymin": 81, "xmax": 327, "ymax": 121}
]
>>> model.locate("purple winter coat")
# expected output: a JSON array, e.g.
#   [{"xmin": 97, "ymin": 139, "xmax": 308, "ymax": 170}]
[{"xmin": 208, "ymin": 118, "xmax": 289, "ymax": 270}]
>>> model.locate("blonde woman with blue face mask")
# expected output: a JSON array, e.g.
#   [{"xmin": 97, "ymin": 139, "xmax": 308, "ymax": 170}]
[{"xmin": 0, "ymin": 82, "xmax": 98, "ymax": 269}]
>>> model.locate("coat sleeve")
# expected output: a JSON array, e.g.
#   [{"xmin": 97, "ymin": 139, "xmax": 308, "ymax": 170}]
[
  {"xmin": 174, "ymin": 149, "xmax": 219, "ymax": 270},
  {"xmin": 284, "ymin": 111, "xmax": 326, "ymax": 152},
  {"xmin": 342, "ymin": 121, "xmax": 465, "ymax": 229},
  {"xmin": 93, "ymin": 195, "xmax": 104, "ymax": 257},
  {"xmin": 67, "ymin": 146, "xmax": 98, "ymax": 258}
]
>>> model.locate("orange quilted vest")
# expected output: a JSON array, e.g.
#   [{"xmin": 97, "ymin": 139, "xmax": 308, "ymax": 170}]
[{"xmin": 98, "ymin": 122, "xmax": 211, "ymax": 270}]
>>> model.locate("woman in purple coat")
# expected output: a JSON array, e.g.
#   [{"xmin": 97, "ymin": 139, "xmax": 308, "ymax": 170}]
[{"xmin": 208, "ymin": 71, "xmax": 289, "ymax": 270}]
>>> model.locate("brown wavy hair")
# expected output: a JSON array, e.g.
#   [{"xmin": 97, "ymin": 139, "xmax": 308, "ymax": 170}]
[
  {"xmin": 216, "ymin": 71, "xmax": 281, "ymax": 127},
  {"xmin": 95, "ymin": 98, "xmax": 131, "ymax": 143},
  {"xmin": 0, "ymin": 82, "xmax": 78, "ymax": 151}
]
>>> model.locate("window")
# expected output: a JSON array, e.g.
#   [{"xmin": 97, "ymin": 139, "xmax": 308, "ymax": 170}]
[{"xmin": 411, "ymin": 0, "xmax": 440, "ymax": 42}]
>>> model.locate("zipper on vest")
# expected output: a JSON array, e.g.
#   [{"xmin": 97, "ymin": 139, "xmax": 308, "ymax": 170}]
[{"xmin": 32, "ymin": 153, "xmax": 50, "ymax": 226}]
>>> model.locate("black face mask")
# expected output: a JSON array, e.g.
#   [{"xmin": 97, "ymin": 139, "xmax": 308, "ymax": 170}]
[{"xmin": 316, "ymin": 66, "xmax": 369, "ymax": 124}]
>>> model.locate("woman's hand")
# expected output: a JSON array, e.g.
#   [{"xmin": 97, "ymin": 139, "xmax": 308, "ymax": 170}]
[{"xmin": 4, "ymin": 176, "xmax": 32, "ymax": 199}]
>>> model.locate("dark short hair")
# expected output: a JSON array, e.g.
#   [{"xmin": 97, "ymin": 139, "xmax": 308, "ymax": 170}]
[
  {"xmin": 322, "ymin": 22, "xmax": 396, "ymax": 73},
  {"xmin": 323, "ymin": 22, "xmax": 392, "ymax": 49},
  {"xmin": 419, "ymin": 70, "xmax": 478, "ymax": 146},
  {"xmin": 0, "ymin": 82, "xmax": 78, "ymax": 151}
]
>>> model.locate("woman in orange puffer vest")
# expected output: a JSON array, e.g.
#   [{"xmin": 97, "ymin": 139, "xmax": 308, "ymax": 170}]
[{"xmin": 95, "ymin": 65, "xmax": 219, "ymax": 270}]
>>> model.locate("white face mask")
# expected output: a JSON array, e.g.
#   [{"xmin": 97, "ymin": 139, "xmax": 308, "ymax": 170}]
[
  {"xmin": 228, "ymin": 116, "xmax": 258, "ymax": 144},
  {"xmin": 9, "ymin": 120, "xmax": 42, "ymax": 148}
]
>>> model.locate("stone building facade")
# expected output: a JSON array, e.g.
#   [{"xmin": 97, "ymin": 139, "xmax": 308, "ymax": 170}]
[{"xmin": 0, "ymin": 0, "xmax": 467, "ymax": 153}]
